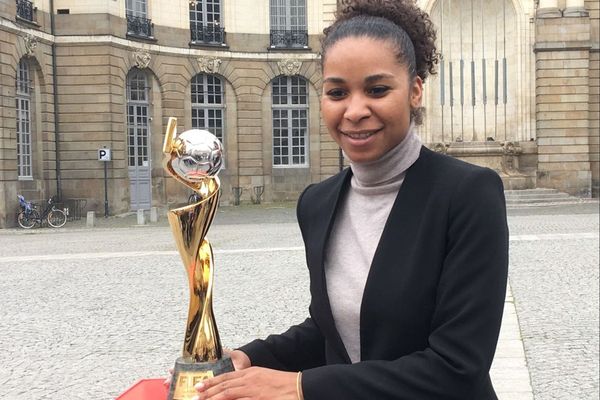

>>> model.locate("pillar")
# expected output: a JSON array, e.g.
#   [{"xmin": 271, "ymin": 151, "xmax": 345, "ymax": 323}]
[
  {"xmin": 537, "ymin": 0, "xmax": 562, "ymax": 17},
  {"xmin": 534, "ymin": 1, "xmax": 593, "ymax": 196},
  {"xmin": 564, "ymin": 0, "xmax": 589, "ymax": 17}
]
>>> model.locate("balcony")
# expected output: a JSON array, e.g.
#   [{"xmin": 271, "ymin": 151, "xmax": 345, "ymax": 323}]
[
  {"xmin": 190, "ymin": 24, "xmax": 226, "ymax": 46},
  {"xmin": 269, "ymin": 29, "xmax": 308, "ymax": 49},
  {"xmin": 16, "ymin": 0, "xmax": 35, "ymax": 22},
  {"xmin": 126, "ymin": 14, "xmax": 154, "ymax": 39}
]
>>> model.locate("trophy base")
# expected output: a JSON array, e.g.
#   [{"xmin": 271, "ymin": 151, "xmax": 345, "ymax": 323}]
[{"xmin": 168, "ymin": 356, "xmax": 234, "ymax": 400}]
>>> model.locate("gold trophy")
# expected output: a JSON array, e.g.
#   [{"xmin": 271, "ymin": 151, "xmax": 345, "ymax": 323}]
[{"xmin": 163, "ymin": 117, "xmax": 234, "ymax": 400}]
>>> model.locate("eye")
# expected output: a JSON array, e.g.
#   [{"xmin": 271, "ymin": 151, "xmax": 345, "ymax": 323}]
[
  {"xmin": 325, "ymin": 88, "xmax": 347, "ymax": 100},
  {"xmin": 367, "ymin": 86, "xmax": 390, "ymax": 97}
]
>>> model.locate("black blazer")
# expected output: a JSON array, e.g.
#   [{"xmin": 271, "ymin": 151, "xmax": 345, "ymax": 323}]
[{"xmin": 240, "ymin": 147, "xmax": 509, "ymax": 399}]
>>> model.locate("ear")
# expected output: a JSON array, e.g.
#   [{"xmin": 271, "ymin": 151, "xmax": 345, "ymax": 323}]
[{"xmin": 410, "ymin": 76, "xmax": 423, "ymax": 109}]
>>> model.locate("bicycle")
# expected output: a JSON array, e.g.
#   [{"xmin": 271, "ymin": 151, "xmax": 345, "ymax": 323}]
[{"xmin": 17, "ymin": 195, "xmax": 68, "ymax": 229}]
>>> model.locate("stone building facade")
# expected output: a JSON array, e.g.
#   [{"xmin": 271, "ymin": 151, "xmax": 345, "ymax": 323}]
[{"xmin": 0, "ymin": 0, "xmax": 598, "ymax": 228}]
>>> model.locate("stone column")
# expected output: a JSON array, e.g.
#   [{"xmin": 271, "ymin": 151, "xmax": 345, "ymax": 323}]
[
  {"xmin": 534, "ymin": 8, "xmax": 593, "ymax": 196},
  {"xmin": 537, "ymin": 0, "xmax": 562, "ymax": 18},
  {"xmin": 563, "ymin": 0, "xmax": 589, "ymax": 17}
]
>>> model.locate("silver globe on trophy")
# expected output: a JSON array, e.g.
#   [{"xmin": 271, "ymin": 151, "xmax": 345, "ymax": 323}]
[{"xmin": 162, "ymin": 117, "xmax": 234, "ymax": 400}]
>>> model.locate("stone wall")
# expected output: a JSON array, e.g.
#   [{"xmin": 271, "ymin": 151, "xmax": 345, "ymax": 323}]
[
  {"xmin": 586, "ymin": 0, "xmax": 599, "ymax": 196},
  {"xmin": 0, "ymin": 24, "xmax": 57, "ymax": 228},
  {"xmin": 535, "ymin": 13, "xmax": 593, "ymax": 196}
]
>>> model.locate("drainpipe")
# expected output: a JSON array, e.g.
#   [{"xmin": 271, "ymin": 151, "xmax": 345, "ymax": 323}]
[{"xmin": 49, "ymin": 0, "xmax": 62, "ymax": 200}]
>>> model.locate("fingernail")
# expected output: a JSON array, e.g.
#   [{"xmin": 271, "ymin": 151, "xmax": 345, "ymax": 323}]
[
  {"xmin": 195, "ymin": 382, "xmax": 205, "ymax": 390},
  {"xmin": 191, "ymin": 396, "xmax": 199, "ymax": 400}
]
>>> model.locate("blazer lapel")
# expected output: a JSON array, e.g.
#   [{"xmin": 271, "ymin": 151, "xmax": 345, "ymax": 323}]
[
  {"xmin": 308, "ymin": 168, "xmax": 353, "ymax": 364},
  {"xmin": 359, "ymin": 147, "xmax": 433, "ymax": 358}
]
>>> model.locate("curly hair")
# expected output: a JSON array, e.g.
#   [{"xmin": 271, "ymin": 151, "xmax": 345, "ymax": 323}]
[
  {"xmin": 323, "ymin": 0, "xmax": 438, "ymax": 81},
  {"xmin": 321, "ymin": 0, "xmax": 439, "ymax": 124}
]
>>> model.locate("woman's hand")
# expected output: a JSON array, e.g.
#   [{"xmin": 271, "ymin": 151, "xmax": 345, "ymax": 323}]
[{"xmin": 193, "ymin": 367, "xmax": 299, "ymax": 400}]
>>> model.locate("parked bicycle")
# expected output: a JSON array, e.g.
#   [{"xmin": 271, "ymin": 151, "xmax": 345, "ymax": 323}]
[{"xmin": 17, "ymin": 195, "xmax": 68, "ymax": 229}]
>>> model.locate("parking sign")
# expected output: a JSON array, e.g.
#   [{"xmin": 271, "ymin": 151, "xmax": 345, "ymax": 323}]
[{"xmin": 98, "ymin": 148, "xmax": 111, "ymax": 161}]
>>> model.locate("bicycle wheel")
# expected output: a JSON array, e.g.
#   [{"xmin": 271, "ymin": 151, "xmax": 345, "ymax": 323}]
[
  {"xmin": 47, "ymin": 209, "xmax": 67, "ymax": 228},
  {"xmin": 18, "ymin": 210, "xmax": 38, "ymax": 229}
]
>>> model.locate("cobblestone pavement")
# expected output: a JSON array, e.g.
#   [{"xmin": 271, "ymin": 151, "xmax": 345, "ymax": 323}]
[
  {"xmin": 507, "ymin": 210, "xmax": 599, "ymax": 400},
  {"xmin": 0, "ymin": 202, "xmax": 597, "ymax": 399}
]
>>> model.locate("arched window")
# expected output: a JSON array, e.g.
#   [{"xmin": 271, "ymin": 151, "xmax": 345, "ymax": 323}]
[
  {"xmin": 126, "ymin": 68, "xmax": 152, "ymax": 209},
  {"xmin": 272, "ymin": 76, "xmax": 308, "ymax": 166},
  {"xmin": 16, "ymin": 59, "xmax": 32, "ymax": 179},
  {"xmin": 191, "ymin": 74, "xmax": 225, "ymax": 143}
]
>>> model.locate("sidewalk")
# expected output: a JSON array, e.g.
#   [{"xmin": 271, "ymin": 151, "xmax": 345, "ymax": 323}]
[{"xmin": 492, "ymin": 284, "xmax": 534, "ymax": 400}]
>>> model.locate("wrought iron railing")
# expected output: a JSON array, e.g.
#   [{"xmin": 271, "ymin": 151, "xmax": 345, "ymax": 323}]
[
  {"xmin": 190, "ymin": 24, "xmax": 226, "ymax": 45},
  {"xmin": 16, "ymin": 0, "xmax": 35, "ymax": 22},
  {"xmin": 269, "ymin": 29, "xmax": 308, "ymax": 48},
  {"xmin": 126, "ymin": 14, "xmax": 153, "ymax": 38}
]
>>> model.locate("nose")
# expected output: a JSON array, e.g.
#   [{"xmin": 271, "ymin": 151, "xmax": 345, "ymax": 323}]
[{"xmin": 343, "ymin": 94, "xmax": 371, "ymax": 122}]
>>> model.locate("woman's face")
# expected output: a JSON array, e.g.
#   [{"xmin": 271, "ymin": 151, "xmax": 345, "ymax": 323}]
[{"xmin": 321, "ymin": 36, "xmax": 423, "ymax": 163}]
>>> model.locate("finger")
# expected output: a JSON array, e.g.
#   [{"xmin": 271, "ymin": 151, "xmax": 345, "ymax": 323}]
[
  {"xmin": 196, "ymin": 385, "xmax": 251, "ymax": 400},
  {"xmin": 191, "ymin": 395, "xmax": 253, "ymax": 400},
  {"xmin": 197, "ymin": 375, "xmax": 249, "ymax": 399},
  {"xmin": 163, "ymin": 367, "xmax": 175, "ymax": 387},
  {"xmin": 195, "ymin": 370, "xmax": 244, "ymax": 392}
]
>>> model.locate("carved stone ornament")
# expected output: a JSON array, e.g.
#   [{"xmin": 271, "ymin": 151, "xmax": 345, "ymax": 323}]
[
  {"xmin": 502, "ymin": 141, "xmax": 521, "ymax": 155},
  {"xmin": 198, "ymin": 57, "xmax": 222, "ymax": 74},
  {"xmin": 277, "ymin": 59, "xmax": 302, "ymax": 76},
  {"xmin": 432, "ymin": 142, "xmax": 448, "ymax": 154},
  {"xmin": 23, "ymin": 34, "xmax": 37, "ymax": 57},
  {"xmin": 133, "ymin": 51, "xmax": 151, "ymax": 69}
]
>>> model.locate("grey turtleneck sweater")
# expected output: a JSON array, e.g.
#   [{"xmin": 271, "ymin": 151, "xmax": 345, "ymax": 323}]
[{"xmin": 324, "ymin": 125, "xmax": 422, "ymax": 363}]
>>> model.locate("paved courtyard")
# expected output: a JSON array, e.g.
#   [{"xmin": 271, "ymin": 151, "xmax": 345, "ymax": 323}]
[{"xmin": 0, "ymin": 202, "xmax": 598, "ymax": 399}]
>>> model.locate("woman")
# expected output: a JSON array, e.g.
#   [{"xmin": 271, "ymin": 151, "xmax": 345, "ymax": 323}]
[{"xmin": 194, "ymin": 0, "xmax": 508, "ymax": 398}]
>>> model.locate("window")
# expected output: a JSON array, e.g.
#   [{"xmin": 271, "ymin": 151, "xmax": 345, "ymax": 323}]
[
  {"xmin": 16, "ymin": 59, "xmax": 32, "ymax": 178},
  {"xmin": 190, "ymin": 0, "xmax": 225, "ymax": 45},
  {"xmin": 126, "ymin": 0, "xmax": 153, "ymax": 38},
  {"xmin": 126, "ymin": 69, "xmax": 150, "ymax": 167},
  {"xmin": 270, "ymin": 0, "xmax": 308, "ymax": 48},
  {"xmin": 191, "ymin": 74, "xmax": 225, "ymax": 144},
  {"xmin": 272, "ymin": 76, "xmax": 308, "ymax": 166},
  {"xmin": 16, "ymin": 0, "xmax": 35, "ymax": 22}
]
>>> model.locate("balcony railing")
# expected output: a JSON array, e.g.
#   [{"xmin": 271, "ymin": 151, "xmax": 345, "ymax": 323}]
[
  {"xmin": 190, "ymin": 24, "xmax": 226, "ymax": 45},
  {"xmin": 126, "ymin": 14, "xmax": 154, "ymax": 39},
  {"xmin": 270, "ymin": 29, "xmax": 308, "ymax": 49},
  {"xmin": 16, "ymin": 0, "xmax": 35, "ymax": 22}
]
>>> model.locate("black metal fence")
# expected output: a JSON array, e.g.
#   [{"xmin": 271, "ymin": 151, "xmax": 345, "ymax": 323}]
[
  {"xmin": 191, "ymin": 24, "xmax": 226, "ymax": 45},
  {"xmin": 269, "ymin": 29, "xmax": 308, "ymax": 48},
  {"xmin": 60, "ymin": 198, "xmax": 88, "ymax": 221},
  {"xmin": 126, "ymin": 14, "xmax": 153, "ymax": 38},
  {"xmin": 16, "ymin": 0, "xmax": 34, "ymax": 22}
]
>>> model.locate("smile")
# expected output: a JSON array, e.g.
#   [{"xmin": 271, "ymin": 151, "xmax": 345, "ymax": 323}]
[{"xmin": 341, "ymin": 129, "xmax": 381, "ymax": 140}]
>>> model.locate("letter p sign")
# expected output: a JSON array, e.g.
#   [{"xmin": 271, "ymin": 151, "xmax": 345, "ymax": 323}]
[{"xmin": 98, "ymin": 148, "xmax": 112, "ymax": 161}]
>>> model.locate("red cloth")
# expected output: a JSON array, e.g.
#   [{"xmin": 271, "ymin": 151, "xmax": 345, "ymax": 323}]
[{"xmin": 116, "ymin": 379, "xmax": 168, "ymax": 400}]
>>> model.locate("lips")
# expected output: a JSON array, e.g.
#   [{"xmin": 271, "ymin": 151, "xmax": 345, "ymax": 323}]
[{"xmin": 340, "ymin": 129, "xmax": 382, "ymax": 140}]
